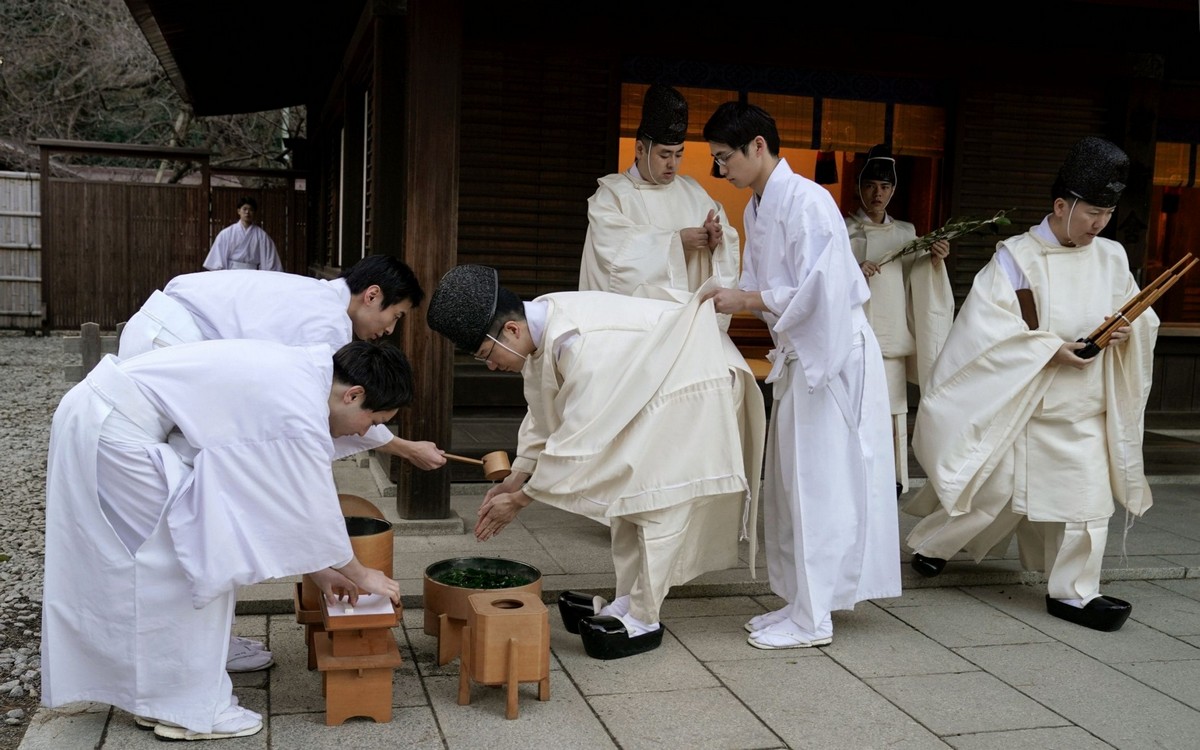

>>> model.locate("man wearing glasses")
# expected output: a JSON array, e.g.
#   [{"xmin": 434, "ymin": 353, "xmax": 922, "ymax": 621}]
[
  {"xmin": 700, "ymin": 102, "xmax": 900, "ymax": 650},
  {"xmin": 427, "ymin": 264, "xmax": 766, "ymax": 660},
  {"xmin": 579, "ymin": 84, "xmax": 740, "ymax": 329}
]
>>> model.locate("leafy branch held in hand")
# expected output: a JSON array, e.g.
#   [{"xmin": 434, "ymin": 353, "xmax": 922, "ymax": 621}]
[{"xmin": 878, "ymin": 209, "xmax": 1014, "ymax": 266}]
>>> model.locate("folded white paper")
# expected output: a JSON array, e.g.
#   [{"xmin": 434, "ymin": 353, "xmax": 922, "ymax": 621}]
[{"xmin": 327, "ymin": 593, "xmax": 394, "ymax": 617}]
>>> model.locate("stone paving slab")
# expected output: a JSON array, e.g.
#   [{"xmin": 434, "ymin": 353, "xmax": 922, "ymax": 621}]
[{"xmin": 21, "ymin": 468, "xmax": 1200, "ymax": 750}]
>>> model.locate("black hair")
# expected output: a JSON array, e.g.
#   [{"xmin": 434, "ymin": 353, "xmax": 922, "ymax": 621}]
[
  {"xmin": 237, "ymin": 196, "xmax": 258, "ymax": 211},
  {"xmin": 339, "ymin": 255, "xmax": 426, "ymax": 310},
  {"xmin": 486, "ymin": 287, "xmax": 526, "ymax": 337},
  {"xmin": 332, "ymin": 340, "xmax": 414, "ymax": 411},
  {"xmin": 703, "ymin": 101, "xmax": 781, "ymax": 158}
]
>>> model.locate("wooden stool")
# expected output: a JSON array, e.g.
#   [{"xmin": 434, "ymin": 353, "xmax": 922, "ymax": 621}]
[
  {"xmin": 457, "ymin": 592, "xmax": 550, "ymax": 719},
  {"xmin": 293, "ymin": 582, "xmax": 325, "ymax": 671},
  {"xmin": 314, "ymin": 595, "xmax": 403, "ymax": 726}
]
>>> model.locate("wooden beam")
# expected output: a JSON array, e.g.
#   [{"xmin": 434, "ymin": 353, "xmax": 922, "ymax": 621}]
[{"xmin": 394, "ymin": 0, "xmax": 463, "ymax": 520}]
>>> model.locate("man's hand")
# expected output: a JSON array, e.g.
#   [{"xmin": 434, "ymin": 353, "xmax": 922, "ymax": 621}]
[
  {"xmin": 860, "ymin": 260, "xmax": 881, "ymax": 278},
  {"xmin": 315, "ymin": 558, "xmax": 402, "ymax": 605},
  {"xmin": 681, "ymin": 226, "xmax": 710, "ymax": 254},
  {"xmin": 484, "ymin": 469, "xmax": 528, "ymax": 502},
  {"xmin": 1050, "ymin": 341, "xmax": 1097, "ymax": 370},
  {"xmin": 307, "ymin": 566, "xmax": 360, "ymax": 605},
  {"xmin": 380, "ymin": 437, "xmax": 447, "ymax": 470},
  {"xmin": 701, "ymin": 287, "xmax": 760, "ymax": 315},
  {"xmin": 350, "ymin": 567, "xmax": 402, "ymax": 605},
  {"xmin": 475, "ymin": 489, "xmax": 532, "ymax": 542},
  {"xmin": 929, "ymin": 239, "xmax": 950, "ymax": 267},
  {"xmin": 1102, "ymin": 318, "xmax": 1132, "ymax": 346},
  {"xmin": 702, "ymin": 209, "xmax": 722, "ymax": 251},
  {"xmin": 398, "ymin": 439, "xmax": 446, "ymax": 470}
]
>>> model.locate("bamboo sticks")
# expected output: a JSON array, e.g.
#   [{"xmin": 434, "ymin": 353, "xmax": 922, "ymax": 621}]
[{"xmin": 1076, "ymin": 252, "xmax": 1197, "ymax": 358}]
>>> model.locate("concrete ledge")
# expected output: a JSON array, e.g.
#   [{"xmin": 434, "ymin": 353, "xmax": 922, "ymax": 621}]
[{"xmin": 392, "ymin": 514, "xmax": 466, "ymax": 536}]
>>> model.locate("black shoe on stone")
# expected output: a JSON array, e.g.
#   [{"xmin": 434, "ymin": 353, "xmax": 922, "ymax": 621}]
[
  {"xmin": 896, "ymin": 482, "xmax": 903, "ymax": 499},
  {"xmin": 910, "ymin": 553, "xmax": 947, "ymax": 578},
  {"xmin": 1045, "ymin": 595, "xmax": 1132, "ymax": 632},
  {"xmin": 557, "ymin": 591, "xmax": 597, "ymax": 634},
  {"xmin": 578, "ymin": 615, "xmax": 663, "ymax": 660}
]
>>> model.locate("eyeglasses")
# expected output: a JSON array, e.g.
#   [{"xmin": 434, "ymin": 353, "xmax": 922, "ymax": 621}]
[
  {"xmin": 473, "ymin": 333, "xmax": 526, "ymax": 364},
  {"xmin": 472, "ymin": 335, "xmax": 498, "ymax": 363},
  {"xmin": 712, "ymin": 144, "xmax": 744, "ymax": 168}
]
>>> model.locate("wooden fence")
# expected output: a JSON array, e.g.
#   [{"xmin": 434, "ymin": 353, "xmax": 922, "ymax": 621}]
[
  {"xmin": 3, "ymin": 176, "xmax": 305, "ymax": 331},
  {"xmin": 0, "ymin": 171, "xmax": 41, "ymax": 329}
]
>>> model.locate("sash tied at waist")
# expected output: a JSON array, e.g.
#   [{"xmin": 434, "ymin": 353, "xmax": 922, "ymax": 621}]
[{"xmin": 764, "ymin": 347, "xmax": 796, "ymax": 399}]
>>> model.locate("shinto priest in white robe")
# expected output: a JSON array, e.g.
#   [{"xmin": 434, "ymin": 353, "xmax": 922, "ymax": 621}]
[
  {"xmin": 118, "ymin": 269, "xmax": 388, "ymax": 459},
  {"xmin": 579, "ymin": 165, "xmax": 741, "ymax": 330},
  {"xmin": 905, "ymin": 221, "xmax": 1157, "ymax": 586},
  {"xmin": 741, "ymin": 159, "xmax": 900, "ymax": 639},
  {"xmin": 41, "ymin": 340, "xmax": 352, "ymax": 733},
  {"xmin": 512, "ymin": 282, "xmax": 765, "ymax": 624},
  {"xmin": 203, "ymin": 220, "xmax": 282, "ymax": 271},
  {"xmin": 845, "ymin": 209, "xmax": 954, "ymax": 492}
]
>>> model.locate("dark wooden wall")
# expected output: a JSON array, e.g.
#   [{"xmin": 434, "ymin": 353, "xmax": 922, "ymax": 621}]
[
  {"xmin": 42, "ymin": 180, "xmax": 305, "ymax": 329},
  {"xmin": 1150, "ymin": 336, "xmax": 1200, "ymax": 413},
  {"xmin": 43, "ymin": 181, "xmax": 206, "ymax": 329},
  {"xmin": 455, "ymin": 46, "xmax": 616, "ymax": 297}
]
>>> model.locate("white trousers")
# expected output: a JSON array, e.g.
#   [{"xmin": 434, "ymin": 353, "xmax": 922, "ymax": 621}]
[
  {"xmin": 907, "ymin": 445, "xmax": 1109, "ymax": 601},
  {"xmin": 609, "ymin": 503, "xmax": 696, "ymax": 625},
  {"xmin": 882, "ymin": 355, "xmax": 909, "ymax": 492}
]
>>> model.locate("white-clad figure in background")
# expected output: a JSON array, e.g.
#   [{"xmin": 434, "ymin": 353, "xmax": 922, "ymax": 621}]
[{"xmin": 203, "ymin": 196, "xmax": 283, "ymax": 271}]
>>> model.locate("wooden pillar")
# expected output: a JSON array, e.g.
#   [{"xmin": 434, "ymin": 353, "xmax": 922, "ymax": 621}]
[{"xmin": 394, "ymin": 0, "xmax": 463, "ymax": 519}]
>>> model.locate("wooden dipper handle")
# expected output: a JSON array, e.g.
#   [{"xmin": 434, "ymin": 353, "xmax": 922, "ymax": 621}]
[{"xmin": 442, "ymin": 453, "xmax": 484, "ymax": 466}]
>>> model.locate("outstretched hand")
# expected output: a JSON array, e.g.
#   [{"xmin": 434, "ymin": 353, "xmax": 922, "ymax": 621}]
[
  {"xmin": 308, "ymin": 566, "xmax": 361, "ymax": 605},
  {"xmin": 475, "ymin": 489, "xmax": 531, "ymax": 542},
  {"xmin": 403, "ymin": 439, "xmax": 447, "ymax": 470}
]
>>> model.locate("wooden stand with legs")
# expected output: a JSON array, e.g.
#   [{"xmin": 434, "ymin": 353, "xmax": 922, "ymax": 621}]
[
  {"xmin": 314, "ymin": 596, "xmax": 402, "ymax": 726},
  {"xmin": 457, "ymin": 592, "xmax": 550, "ymax": 719}
]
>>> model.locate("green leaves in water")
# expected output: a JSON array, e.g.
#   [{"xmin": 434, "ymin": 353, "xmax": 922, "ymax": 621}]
[{"xmin": 432, "ymin": 567, "xmax": 534, "ymax": 589}]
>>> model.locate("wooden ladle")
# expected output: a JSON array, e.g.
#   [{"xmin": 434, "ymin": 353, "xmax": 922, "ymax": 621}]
[{"xmin": 442, "ymin": 450, "xmax": 512, "ymax": 481}]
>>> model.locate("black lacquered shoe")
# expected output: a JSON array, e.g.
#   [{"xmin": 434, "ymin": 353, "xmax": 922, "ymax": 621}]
[
  {"xmin": 910, "ymin": 553, "xmax": 947, "ymax": 578},
  {"xmin": 1045, "ymin": 595, "xmax": 1132, "ymax": 632},
  {"xmin": 578, "ymin": 615, "xmax": 664, "ymax": 660},
  {"xmin": 557, "ymin": 591, "xmax": 598, "ymax": 634}
]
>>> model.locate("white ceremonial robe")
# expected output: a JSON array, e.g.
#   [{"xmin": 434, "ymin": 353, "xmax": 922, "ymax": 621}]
[
  {"xmin": 203, "ymin": 221, "xmax": 283, "ymax": 271},
  {"xmin": 579, "ymin": 168, "xmax": 741, "ymax": 330},
  {"xmin": 511, "ymin": 282, "xmax": 765, "ymax": 623},
  {"xmin": 846, "ymin": 210, "xmax": 954, "ymax": 491},
  {"xmin": 741, "ymin": 159, "xmax": 900, "ymax": 638},
  {"xmin": 42, "ymin": 340, "xmax": 353, "ymax": 732},
  {"xmin": 118, "ymin": 270, "xmax": 390, "ymax": 459},
  {"xmin": 905, "ymin": 226, "xmax": 1157, "ymax": 575}
]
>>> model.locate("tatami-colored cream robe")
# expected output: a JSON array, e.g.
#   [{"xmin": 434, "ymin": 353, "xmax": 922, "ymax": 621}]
[
  {"xmin": 42, "ymin": 341, "xmax": 352, "ymax": 733},
  {"xmin": 579, "ymin": 168, "xmax": 741, "ymax": 329},
  {"xmin": 510, "ymin": 284, "xmax": 765, "ymax": 623},
  {"xmin": 906, "ymin": 226, "xmax": 1157, "ymax": 567},
  {"xmin": 118, "ymin": 270, "xmax": 388, "ymax": 460},
  {"xmin": 846, "ymin": 209, "xmax": 954, "ymax": 491},
  {"xmin": 740, "ymin": 159, "xmax": 900, "ymax": 640}
]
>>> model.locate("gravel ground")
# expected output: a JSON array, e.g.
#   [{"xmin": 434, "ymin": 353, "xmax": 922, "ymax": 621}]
[{"xmin": 0, "ymin": 331, "xmax": 80, "ymax": 750}]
